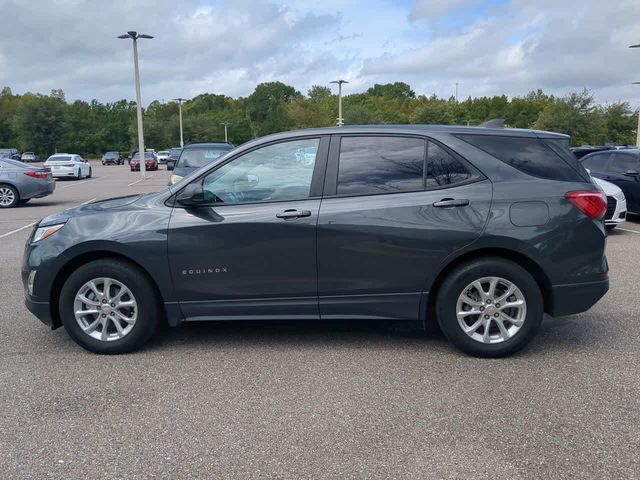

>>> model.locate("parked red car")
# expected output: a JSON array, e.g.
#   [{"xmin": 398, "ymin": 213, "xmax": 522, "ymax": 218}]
[{"xmin": 130, "ymin": 152, "xmax": 158, "ymax": 171}]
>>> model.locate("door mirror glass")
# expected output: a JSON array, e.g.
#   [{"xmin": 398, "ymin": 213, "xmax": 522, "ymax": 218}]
[{"xmin": 176, "ymin": 182, "xmax": 206, "ymax": 207}]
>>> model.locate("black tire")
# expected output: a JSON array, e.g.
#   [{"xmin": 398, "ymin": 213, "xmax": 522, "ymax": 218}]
[
  {"xmin": 0, "ymin": 184, "xmax": 19, "ymax": 208},
  {"xmin": 59, "ymin": 259, "xmax": 161, "ymax": 354},
  {"xmin": 18, "ymin": 198, "xmax": 31, "ymax": 204},
  {"xmin": 87, "ymin": 167, "xmax": 92, "ymax": 178},
  {"xmin": 605, "ymin": 225, "xmax": 616, "ymax": 232},
  {"xmin": 436, "ymin": 257, "xmax": 543, "ymax": 358}
]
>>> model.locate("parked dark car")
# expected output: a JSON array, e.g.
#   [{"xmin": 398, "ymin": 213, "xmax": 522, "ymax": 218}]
[
  {"xmin": 0, "ymin": 158, "xmax": 55, "ymax": 207},
  {"xmin": 0, "ymin": 148, "xmax": 21, "ymax": 160},
  {"xmin": 130, "ymin": 151, "xmax": 158, "ymax": 171},
  {"xmin": 166, "ymin": 147, "xmax": 182, "ymax": 171},
  {"xmin": 22, "ymin": 125, "xmax": 609, "ymax": 357},
  {"xmin": 102, "ymin": 151, "xmax": 124, "ymax": 165},
  {"xmin": 580, "ymin": 148, "xmax": 640, "ymax": 214},
  {"xmin": 571, "ymin": 145, "xmax": 613, "ymax": 159},
  {"xmin": 169, "ymin": 143, "xmax": 234, "ymax": 185}
]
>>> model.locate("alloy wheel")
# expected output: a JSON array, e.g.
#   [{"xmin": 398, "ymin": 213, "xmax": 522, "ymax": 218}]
[
  {"xmin": 456, "ymin": 276, "xmax": 527, "ymax": 344},
  {"xmin": 0, "ymin": 187, "xmax": 16, "ymax": 207},
  {"xmin": 73, "ymin": 277, "xmax": 138, "ymax": 341}
]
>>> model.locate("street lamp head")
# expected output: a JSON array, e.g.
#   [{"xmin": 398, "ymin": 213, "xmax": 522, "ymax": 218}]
[
  {"xmin": 330, "ymin": 80, "xmax": 349, "ymax": 85},
  {"xmin": 629, "ymin": 44, "xmax": 640, "ymax": 48},
  {"xmin": 127, "ymin": 31, "xmax": 137, "ymax": 38},
  {"xmin": 117, "ymin": 34, "xmax": 131, "ymax": 39},
  {"xmin": 138, "ymin": 34, "xmax": 154, "ymax": 39}
]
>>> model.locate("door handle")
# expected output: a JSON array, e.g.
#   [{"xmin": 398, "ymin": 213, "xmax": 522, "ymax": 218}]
[
  {"xmin": 276, "ymin": 209, "xmax": 311, "ymax": 219},
  {"xmin": 433, "ymin": 198, "xmax": 470, "ymax": 208}
]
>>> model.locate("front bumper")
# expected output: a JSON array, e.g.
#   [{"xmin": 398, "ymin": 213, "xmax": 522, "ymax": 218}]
[
  {"xmin": 550, "ymin": 278, "xmax": 609, "ymax": 317},
  {"xmin": 24, "ymin": 297, "xmax": 54, "ymax": 327}
]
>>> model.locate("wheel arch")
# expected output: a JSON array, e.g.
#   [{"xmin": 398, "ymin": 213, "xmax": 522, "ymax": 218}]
[
  {"xmin": 425, "ymin": 247, "xmax": 553, "ymax": 328},
  {"xmin": 49, "ymin": 250, "xmax": 166, "ymax": 329}
]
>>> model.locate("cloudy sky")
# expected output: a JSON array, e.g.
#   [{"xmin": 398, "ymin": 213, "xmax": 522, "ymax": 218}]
[{"xmin": 1, "ymin": 0, "xmax": 640, "ymax": 106}]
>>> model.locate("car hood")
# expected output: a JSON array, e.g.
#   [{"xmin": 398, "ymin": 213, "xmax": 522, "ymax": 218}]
[
  {"xmin": 592, "ymin": 177, "xmax": 623, "ymax": 196},
  {"xmin": 39, "ymin": 194, "xmax": 143, "ymax": 226}
]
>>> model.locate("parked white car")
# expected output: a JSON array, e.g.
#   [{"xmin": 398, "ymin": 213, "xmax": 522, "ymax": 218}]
[
  {"xmin": 593, "ymin": 176, "xmax": 627, "ymax": 230},
  {"xmin": 157, "ymin": 150, "xmax": 170, "ymax": 164},
  {"xmin": 44, "ymin": 154, "xmax": 92, "ymax": 180}
]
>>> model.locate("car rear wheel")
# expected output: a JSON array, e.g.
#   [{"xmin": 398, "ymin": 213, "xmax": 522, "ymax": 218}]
[
  {"xmin": 436, "ymin": 257, "xmax": 543, "ymax": 358},
  {"xmin": 0, "ymin": 184, "xmax": 19, "ymax": 208},
  {"xmin": 59, "ymin": 259, "xmax": 160, "ymax": 354}
]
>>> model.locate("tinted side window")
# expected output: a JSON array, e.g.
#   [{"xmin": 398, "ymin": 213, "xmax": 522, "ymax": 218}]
[
  {"xmin": 337, "ymin": 136, "xmax": 425, "ymax": 195},
  {"xmin": 606, "ymin": 153, "xmax": 639, "ymax": 173},
  {"xmin": 456, "ymin": 135, "xmax": 583, "ymax": 181},
  {"xmin": 427, "ymin": 142, "xmax": 472, "ymax": 186},
  {"xmin": 581, "ymin": 152, "xmax": 611, "ymax": 171},
  {"xmin": 202, "ymin": 138, "xmax": 319, "ymax": 204}
]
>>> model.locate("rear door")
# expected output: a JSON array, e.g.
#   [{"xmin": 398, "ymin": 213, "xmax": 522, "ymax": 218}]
[
  {"xmin": 603, "ymin": 153, "xmax": 640, "ymax": 212},
  {"xmin": 316, "ymin": 134, "xmax": 492, "ymax": 320}
]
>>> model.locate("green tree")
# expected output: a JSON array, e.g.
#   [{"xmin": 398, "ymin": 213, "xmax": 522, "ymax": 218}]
[{"xmin": 366, "ymin": 82, "xmax": 416, "ymax": 99}]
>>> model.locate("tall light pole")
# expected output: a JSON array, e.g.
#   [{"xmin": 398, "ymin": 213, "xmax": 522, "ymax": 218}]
[
  {"xmin": 220, "ymin": 122, "xmax": 230, "ymax": 143},
  {"xmin": 118, "ymin": 31, "xmax": 153, "ymax": 178},
  {"xmin": 330, "ymin": 80, "xmax": 348, "ymax": 126},
  {"xmin": 630, "ymin": 44, "xmax": 640, "ymax": 147},
  {"xmin": 173, "ymin": 98, "xmax": 187, "ymax": 147},
  {"xmin": 455, "ymin": 82, "xmax": 460, "ymax": 102}
]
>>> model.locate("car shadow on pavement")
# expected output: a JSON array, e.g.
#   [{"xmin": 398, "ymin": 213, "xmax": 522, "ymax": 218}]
[{"xmin": 144, "ymin": 319, "xmax": 449, "ymax": 353}]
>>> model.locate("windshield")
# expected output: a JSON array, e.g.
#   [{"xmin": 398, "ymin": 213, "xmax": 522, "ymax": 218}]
[
  {"xmin": 176, "ymin": 148, "xmax": 228, "ymax": 168},
  {"xmin": 104, "ymin": 152, "xmax": 118, "ymax": 158},
  {"xmin": 158, "ymin": 151, "xmax": 169, "ymax": 155},
  {"xmin": 132, "ymin": 152, "xmax": 154, "ymax": 160}
]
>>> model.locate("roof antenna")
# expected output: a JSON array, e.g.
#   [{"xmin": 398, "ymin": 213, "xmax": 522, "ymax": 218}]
[{"xmin": 479, "ymin": 119, "xmax": 505, "ymax": 128}]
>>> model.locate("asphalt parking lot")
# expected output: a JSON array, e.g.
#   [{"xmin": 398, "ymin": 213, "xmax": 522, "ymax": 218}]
[{"xmin": 1, "ymin": 160, "xmax": 639, "ymax": 479}]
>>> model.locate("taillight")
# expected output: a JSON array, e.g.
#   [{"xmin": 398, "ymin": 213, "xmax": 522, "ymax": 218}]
[
  {"xmin": 24, "ymin": 171, "xmax": 48, "ymax": 179},
  {"xmin": 565, "ymin": 190, "xmax": 607, "ymax": 220}
]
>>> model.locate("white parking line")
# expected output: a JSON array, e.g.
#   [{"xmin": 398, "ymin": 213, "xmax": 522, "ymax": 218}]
[
  {"xmin": 618, "ymin": 227, "xmax": 640, "ymax": 234},
  {"xmin": 0, "ymin": 197, "xmax": 96, "ymax": 239},
  {"xmin": 61, "ymin": 177, "xmax": 100, "ymax": 189},
  {"xmin": 127, "ymin": 174, "xmax": 155, "ymax": 187}
]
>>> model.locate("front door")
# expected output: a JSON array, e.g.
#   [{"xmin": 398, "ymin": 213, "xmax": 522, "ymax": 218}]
[
  {"xmin": 168, "ymin": 136, "xmax": 328, "ymax": 320},
  {"xmin": 603, "ymin": 153, "xmax": 640, "ymax": 213},
  {"xmin": 317, "ymin": 135, "xmax": 492, "ymax": 320}
]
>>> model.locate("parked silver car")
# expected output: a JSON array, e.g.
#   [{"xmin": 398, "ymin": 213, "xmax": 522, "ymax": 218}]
[
  {"xmin": 0, "ymin": 158, "xmax": 55, "ymax": 208},
  {"xmin": 21, "ymin": 152, "xmax": 39, "ymax": 162}
]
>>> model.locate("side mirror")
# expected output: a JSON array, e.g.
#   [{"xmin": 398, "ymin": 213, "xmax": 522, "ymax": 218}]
[{"xmin": 176, "ymin": 182, "xmax": 205, "ymax": 207}]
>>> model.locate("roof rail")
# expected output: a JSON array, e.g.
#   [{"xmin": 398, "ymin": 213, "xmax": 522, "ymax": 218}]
[{"xmin": 479, "ymin": 118, "xmax": 505, "ymax": 128}]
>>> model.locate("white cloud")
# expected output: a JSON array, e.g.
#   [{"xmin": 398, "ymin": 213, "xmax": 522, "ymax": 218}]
[{"xmin": 0, "ymin": 0, "xmax": 639, "ymax": 107}]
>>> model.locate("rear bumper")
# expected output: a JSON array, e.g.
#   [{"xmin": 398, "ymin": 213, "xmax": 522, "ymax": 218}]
[{"xmin": 550, "ymin": 278, "xmax": 609, "ymax": 317}]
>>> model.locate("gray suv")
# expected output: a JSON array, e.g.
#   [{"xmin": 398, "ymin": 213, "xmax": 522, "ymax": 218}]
[{"xmin": 22, "ymin": 125, "xmax": 609, "ymax": 357}]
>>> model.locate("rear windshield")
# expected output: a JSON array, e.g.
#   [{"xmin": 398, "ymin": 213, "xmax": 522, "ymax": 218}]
[
  {"xmin": 47, "ymin": 156, "xmax": 72, "ymax": 162},
  {"xmin": 177, "ymin": 148, "xmax": 229, "ymax": 168},
  {"xmin": 455, "ymin": 135, "xmax": 586, "ymax": 182},
  {"xmin": 0, "ymin": 158, "xmax": 30, "ymax": 168}
]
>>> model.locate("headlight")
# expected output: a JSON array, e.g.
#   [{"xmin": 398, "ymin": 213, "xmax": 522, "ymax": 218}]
[
  {"xmin": 170, "ymin": 174, "xmax": 183, "ymax": 185},
  {"xmin": 32, "ymin": 223, "xmax": 65, "ymax": 242}
]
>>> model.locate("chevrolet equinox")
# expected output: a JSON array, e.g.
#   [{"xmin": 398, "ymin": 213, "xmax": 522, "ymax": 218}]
[{"xmin": 22, "ymin": 125, "xmax": 609, "ymax": 357}]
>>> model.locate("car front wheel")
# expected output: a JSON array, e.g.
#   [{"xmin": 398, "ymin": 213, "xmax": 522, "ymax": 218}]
[
  {"xmin": 436, "ymin": 257, "xmax": 543, "ymax": 358},
  {"xmin": 0, "ymin": 184, "xmax": 19, "ymax": 208},
  {"xmin": 59, "ymin": 259, "xmax": 160, "ymax": 354}
]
